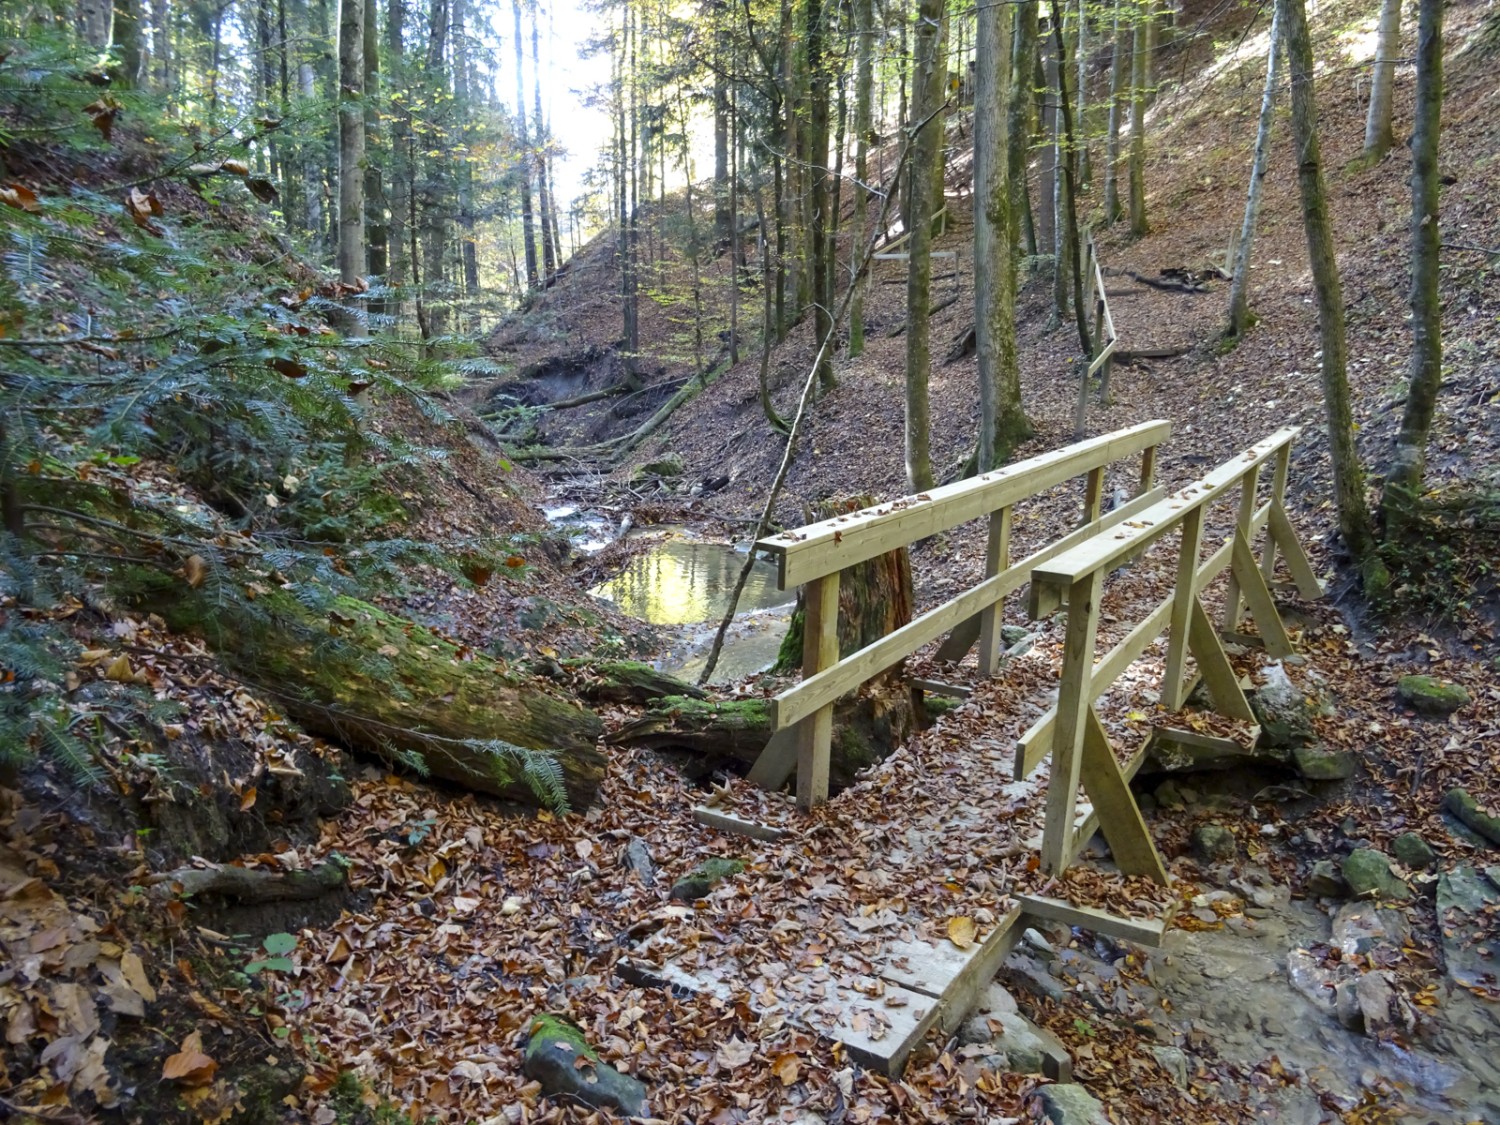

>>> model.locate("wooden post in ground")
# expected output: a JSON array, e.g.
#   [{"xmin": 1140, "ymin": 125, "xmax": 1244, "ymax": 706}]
[
  {"xmin": 1139, "ymin": 443, "xmax": 1158, "ymax": 495},
  {"xmin": 1261, "ymin": 443, "xmax": 1291, "ymax": 584},
  {"xmin": 797, "ymin": 573, "xmax": 841, "ymax": 809},
  {"xmin": 1221, "ymin": 464, "xmax": 1261, "ymax": 631},
  {"xmin": 1042, "ymin": 570, "xmax": 1103, "ymax": 873},
  {"xmin": 1162, "ymin": 505, "xmax": 1204, "ymax": 711},
  {"xmin": 1083, "ymin": 466, "xmax": 1105, "ymax": 525},
  {"xmin": 977, "ymin": 506, "xmax": 1012, "ymax": 675}
]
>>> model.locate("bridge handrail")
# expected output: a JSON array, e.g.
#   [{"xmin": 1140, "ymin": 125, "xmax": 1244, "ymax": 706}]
[{"xmin": 754, "ymin": 420, "xmax": 1171, "ymax": 809}]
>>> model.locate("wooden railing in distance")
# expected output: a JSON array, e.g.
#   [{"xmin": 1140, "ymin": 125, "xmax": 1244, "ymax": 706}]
[
  {"xmin": 1023, "ymin": 426, "xmax": 1324, "ymax": 880},
  {"xmin": 754, "ymin": 420, "xmax": 1171, "ymax": 811},
  {"xmin": 1074, "ymin": 231, "xmax": 1118, "ymax": 436}
]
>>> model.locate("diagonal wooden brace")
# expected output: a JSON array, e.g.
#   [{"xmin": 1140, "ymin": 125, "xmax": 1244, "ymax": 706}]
[
  {"xmin": 1187, "ymin": 597, "xmax": 1257, "ymax": 722},
  {"xmin": 1268, "ymin": 502, "xmax": 1324, "ymax": 599},
  {"xmin": 1230, "ymin": 531, "xmax": 1294, "ymax": 658},
  {"xmin": 1079, "ymin": 709, "xmax": 1169, "ymax": 884}
]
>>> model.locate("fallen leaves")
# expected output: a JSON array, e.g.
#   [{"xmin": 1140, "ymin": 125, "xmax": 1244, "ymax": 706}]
[
  {"xmin": 947, "ymin": 915, "xmax": 978, "ymax": 950},
  {"xmin": 83, "ymin": 95, "xmax": 121, "ymax": 141},
  {"xmin": 124, "ymin": 186, "xmax": 164, "ymax": 236},
  {"xmin": 162, "ymin": 1030, "xmax": 218, "ymax": 1085},
  {"xmin": 1, "ymin": 182, "xmax": 41, "ymax": 213}
]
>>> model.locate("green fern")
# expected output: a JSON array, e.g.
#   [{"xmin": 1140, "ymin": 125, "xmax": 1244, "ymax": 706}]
[{"xmin": 466, "ymin": 739, "xmax": 570, "ymax": 813}]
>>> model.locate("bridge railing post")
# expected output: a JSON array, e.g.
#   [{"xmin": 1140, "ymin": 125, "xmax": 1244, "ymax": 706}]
[{"xmin": 796, "ymin": 573, "xmax": 840, "ymax": 811}]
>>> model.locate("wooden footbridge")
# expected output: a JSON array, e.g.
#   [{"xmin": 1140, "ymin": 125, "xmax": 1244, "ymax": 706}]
[{"xmin": 623, "ymin": 420, "xmax": 1324, "ymax": 1075}]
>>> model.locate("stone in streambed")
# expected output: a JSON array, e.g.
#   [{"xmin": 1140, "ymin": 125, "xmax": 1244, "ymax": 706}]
[
  {"xmin": 1035, "ymin": 1082, "xmax": 1108, "ymax": 1124},
  {"xmin": 669, "ymin": 857, "xmax": 745, "ymax": 901},
  {"xmin": 1192, "ymin": 824, "xmax": 1237, "ymax": 862},
  {"xmin": 1307, "ymin": 859, "xmax": 1348, "ymax": 898},
  {"xmin": 1443, "ymin": 788, "xmax": 1500, "ymax": 846},
  {"xmin": 1252, "ymin": 663, "xmax": 1317, "ymax": 748},
  {"xmin": 524, "ymin": 1014, "xmax": 647, "ymax": 1116},
  {"xmin": 1341, "ymin": 849, "xmax": 1410, "ymax": 901},
  {"xmin": 1293, "ymin": 745, "xmax": 1356, "ymax": 781},
  {"xmin": 1437, "ymin": 865, "xmax": 1500, "ymax": 989},
  {"xmin": 1396, "ymin": 675, "xmax": 1470, "ymax": 717},
  {"xmin": 1392, "ymin": 832, "xmax": 1436, "ymax": 869}
]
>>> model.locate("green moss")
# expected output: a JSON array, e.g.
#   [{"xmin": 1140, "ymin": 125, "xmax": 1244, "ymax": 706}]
[
  {"xmin": 328, "ymin": 1070, "xmax": 421, "ymax": 1125},
  {"xmin": 671, "ymin": 857, "xmax": 746, "ymax": 901},
  {"xmin": 526, "ymin": 1014, "xmax": 598, "ymax": 1062},
  {"xmin": 1397, "ymin": 675, "xmax": 1470, "ymax": 716}
]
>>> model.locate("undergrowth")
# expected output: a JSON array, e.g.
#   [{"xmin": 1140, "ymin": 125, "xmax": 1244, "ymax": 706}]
[{"xmin": 1372, "ymin": 486, "xmax": 1500, "ymax": 623}]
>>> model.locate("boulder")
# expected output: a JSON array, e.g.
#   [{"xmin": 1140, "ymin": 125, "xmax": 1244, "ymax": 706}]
[
  {"xmin": 523, "ymin": 1014, "xmax": 647, "ymax": 1116},
  {"xmin": 1396, "ymin": 675, "xmax": 1470, "ymax": 717},
  {"xmin": 1192, "ymin": 824, "xmax": 1237, "ymax": 862},
  {"xmin": 989, "ymin": 1010, "xmax": 1072, "ymax": 1080},
  {"xmin": 1252, "ymin": 663, "xmax": 1317, "ymax": 748},
  {"xmin": 1307, "ymin": 859, "xmax": 1348, "ymax": 898},
  {"xmin": 1287, "ymin": 948, "xmax": 1338, "ymax": 1011},
  {"xmin": 1443, "ymin": 789, "xmax": 1500, "ymax": 846},
  {"xmin": 1437, "ymin": 865, "xmax": 1500, "ymax": 989},
  {"xmin": 1341, "ymin": 849, "xmax": 1410, "ymax": 901},
  {"xmin": 1355, "ymin": 970, "xmax": 1416, "ymax": 1038},
  {"xmin": 631, "ymin": 453, "xmax": 686, "ymax": 480},
  {"xmin": 622, "ymin": 837, "xmax": 656, "ymax": 883},
  {"xmin": 1149, "ymin": 1045, "xmax": 1190, "ymax": 1089},
  {"xmin": 670, "ymin": 857, "xmax": 745, "ymax": 901},
  {"xmin": 1330, "ymin": 903, "xmax": 1410, "ymax": 957},
  {"xmin": 1035, "ymin": 1082, "xmax": 1108, "ymax": 1124},
  {"xmin": 1391, "ymin": 832, "xmax": 1436, "ymax": 869},
  {"xmin": 1292, "ymin": 746, "xmax": 1356, "ymax": 781}
]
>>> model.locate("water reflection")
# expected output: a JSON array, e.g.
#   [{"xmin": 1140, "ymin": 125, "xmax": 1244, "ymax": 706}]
[{"xmin": 590, "ymin": 540, "xmax": 793, "ymax": 625}]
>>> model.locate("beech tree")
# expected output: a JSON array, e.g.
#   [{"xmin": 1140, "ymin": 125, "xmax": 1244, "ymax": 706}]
[
  {"xmin": 1279, "ymin": 0, "xmax": 1375, "ymax": 563},
  {"xmin": 905, "ymin": 0, "xmax": 946, "ymax": 492},
  {"xmin": 337, "ymin": 0, "xmax": 366, "ymax": 288},
  {"xmin": 1224, "ymin": 4, "xmax": 1281, "ymax": 340},
  {"xmin": 1383, "ymin": 0, "xmax": 1444, "ymax": 529},
  {"xmin": 1362, "ymin": 0, "xmax": 1401, "ymax": 162}
]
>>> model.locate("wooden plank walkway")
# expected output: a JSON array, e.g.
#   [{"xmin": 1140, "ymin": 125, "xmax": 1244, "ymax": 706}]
[{"xmin": 618, "ymin": 626, "xmax": 1200, "ymax": 1072}]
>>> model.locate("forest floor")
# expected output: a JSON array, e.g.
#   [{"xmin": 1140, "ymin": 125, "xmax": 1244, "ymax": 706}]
[{"xmin": 5, "ymin": 0, "xmax": 1500, "ymax": 1121}]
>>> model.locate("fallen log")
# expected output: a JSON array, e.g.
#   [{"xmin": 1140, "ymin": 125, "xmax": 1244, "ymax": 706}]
[
  {"xmin": 149, "ymin": 861, "xmax": 347, "ymax": 903},
  {"xmin": 148, "ymin": 587, "xmax": 606, "ymax": 810},
  {"xmin": 552, "ymin": 659, "xmax": 708, "ymax": 705}
]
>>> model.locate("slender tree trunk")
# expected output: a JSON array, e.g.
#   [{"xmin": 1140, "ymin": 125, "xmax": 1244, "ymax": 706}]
[
  {"xmin": 299, "ymin": 58, "xmax": 324, "ymax": 246},
  {"xmin": 453, "ymin": 0, "xmax": 480, "ymax": 302},
  {"xmin": 625, "ymin": 2, "xmax": 642, "ymax": 385},
  {"xmin": 1127, "ymin": 0, "xmax": 1151, "ymax": 236},
  {"xmin": 849, "ymin": 0, "xmax": 874, "ymax": 357},
  {"xmin": 363, "ymin": 0, "xmax": 387, "ymax": 314},
  {"xmin": 1363, "ymin": 0, "xmax": 1400, "ymax": 162},
  {"xmin": 1384, "ymin": 0, "xmax": 1443, "ymax": 528},
  {"xmin": 421, "ymin": 0, "xmax": 449, "ymax": 340},
  {"xmin": 1279, "ymin": 0, "xmax": 1375, "ymax": 562},
  {"xmin": 1225, "ymin": 5, "xmax": 1280, "ymax": 339},
  {"xmin": 78, "ymin": 0, "xmax": 110, "ymax": 49},
  {"xmin": 1053, "ymin": 16, "xmax": 1092, "ymax": 362},
  {"xmin": 337, "ymin": 0, "xmax": 366, "ymax": 290},
  {"xmin": 113, "ymin": 0, "xmax": 143, "ymax": 85},
  {"xmin": 1009, "ymin": 2, "xmax": 1039, "ymax": 258},
  {"xmin": 513, "ymin": 0, "xmax": 539, "ymax": 291},
  {"xmin": 533, "ymin": 14, "xmax": 557, "ymax": 283},
  {"xmin": 1075, "ymin": 0, "xmax": 1090, "ymax": 186},
  {"xmin": 713, "ymin": 22, "xmax": 732, "ymax": 245},
  {"xmin": 1103, "ymin": 0, "xmax": 1127, "ymax": 222},
  {"xmin": 153, "ymin": 0, "xmax": 171, "ymax": 91},
  {"xmin": 386, "ymin": 0, "xmax": 408, "ymax": 318},
  {"xmin": 808, "ymin": 0, "xmax": 835, "ymax": 391},
  {"xmin": 905, "ymin": 0, "xmax": 946, "ymax": 492},
  {"xmin": 1038, "ymin": 35, "xmax": 1058, "ymax": 261},
  {"xmin": 757, "ymin": 182, "xmax": 791, "ymax": 433},
  {"xmin": 975, "ymin": 0, "xmax": 1030, "ymax": 470}
]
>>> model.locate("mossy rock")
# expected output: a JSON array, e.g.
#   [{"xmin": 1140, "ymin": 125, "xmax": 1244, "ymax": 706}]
[
  {"xmin": 1342, "ymin": 848, "xmax": 1410, "ymax": 901},
  {"xmin": 1292, "ymin": 746, "xmax": 1356, "ymax": 781},
  {"xmin": 1192, "ymin": 824, "xmax": 1237, "ymax": 862},
  {"xmin": 631, "ymin": 454, "xmax": 685, "ymax": 480},
  {"xmin": 1392, "ymin": 832, "xmax": 1437, "ymax": 869},
  {"xmin": 1396, "ymin": 675, "xmax": 1470, "ymax": 717},
  {"xmin": 1443, "ymin": 788, "xmax": 1500, "ymax": 846},
  {"xmin": 671, "ymin": 857, "xmax": 746, "ymax": 901},
  {"xmin": 523, "ymin": 1014, "xmax": 646, "ymax": 1116}
]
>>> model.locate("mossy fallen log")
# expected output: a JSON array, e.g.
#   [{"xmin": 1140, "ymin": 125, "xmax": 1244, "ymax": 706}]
[
  {"xmin": 610, "ymin": 681, "xmax": 915, "ymax": 793},
  {"xmin": 552, "ymin": 659, "xmax": 707, "ymax": 705},
  {"xmin": 150, "ymin": 587, "xmax": 606, "ymax": 810}
]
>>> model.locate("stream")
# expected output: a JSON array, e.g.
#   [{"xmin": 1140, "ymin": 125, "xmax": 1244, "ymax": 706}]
[{"xmin": 548, "ymin": 505, "xmax": 796, "ymax": 685}]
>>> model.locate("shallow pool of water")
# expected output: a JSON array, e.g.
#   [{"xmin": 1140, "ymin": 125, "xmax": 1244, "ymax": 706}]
[{"xmin": 590, "ymin": 539, "xmax": 794, "ymax": 626}]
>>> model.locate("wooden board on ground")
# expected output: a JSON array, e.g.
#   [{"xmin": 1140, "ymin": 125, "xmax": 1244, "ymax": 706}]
[
  {"xmin": 692, "ymin": 806, "xmax": 788, "ymax": 842},
  {"xmin": 1014, "ymin": 893, "xmax": 1169, "ymax": 948}
]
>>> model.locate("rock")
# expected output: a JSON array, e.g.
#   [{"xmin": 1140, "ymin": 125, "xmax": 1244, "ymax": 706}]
[
  {"xmin": 1341, "ymin": 849, "xmax": 1410, "ymax": 901},
  {"xmin": 1330, "ymin": 903, "xmax": 1410, "ymax": 957},
  {"xmin": 1005, "ymin": 951, "xmax": 1066, "ymax": 1003},
  {"xmin": 1307, "ymin": 859, "xmax": 1348, "ymax": 898},
  {"xmin": 1392, "ymin": 832, "xmax": 1437, "ymax": 869},
  {"xmin": 1287, "ymin": 948, "xmax": 1338, "ymax": 1011},
  {"xmin": 1023, "ymin": 927, "xmax": 1056, "ymax": 956},
  {"xmin": 1396, "ymin": 675, "xmax": 1470, "ymax": 717},
  {"xmin": 996, "ymin": 1012, "xmax": 1072, "ymax": 1079},
  {"xmin": 670, "ymin": 857, "xmax": 745, "ymax": 901},
  {"xmin": 1192, "ymin": 824, "xmax": 1237, "ymax": 862},
  {"xmin": 1333, "ymin": 979, "xmax": 1364, "ymax": 1031},
  {"xmin": 1252, "ymin": 662, "xmax": 1317, "ymax": 748},
  {"xmin": 1354, "ymin": 970, "xmax": 1416, "ymax": 1038},
  {"xmin": 631, "ymin": 454, "xmax": 685, "ymax": 480},
  {"xmin": 1035, "ymin": 1082, "xmax": 1108, "ymax": 1124},
  {"xmin": 1443, "ymin": 788, "xmax": 1500, "ymax": 846},
  {"xmin": 1154, "ymin": 780, "xmax": 1186, "ymax": 810},
  {"xmin": 622, "ymin": 837, "xmax": 655, "ymax": 883},
  {"xmin": 1437, "ymin": 865, "xmax": 1500, "ymax": 988},
  {"xmin": 524, "ymin": 1014, "xmax": 647, "ymax": 1116},
  {"xmin": 958, "ymin": 983, "xmax": 1021, "ymax": 1046},
  {"xmin": 1292, "ymin": 745, "xmax": 1356, "ymax": 781},
  {"xmin": 1149, "ymin": 1045, "xmax": 1189, "ymax": 1089},
  {"xmin": 1001, "ymin": 625, "xmax": 1033, "ymax": 648}
]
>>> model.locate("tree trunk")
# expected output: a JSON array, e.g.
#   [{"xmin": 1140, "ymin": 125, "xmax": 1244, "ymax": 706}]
[
  {"xmin": 1103, "ymin": 0, "xmax": 1127, "ymax": 223},
  {"xmin": 1127, "ymin": 0, "xmax": 1151, "ymax": 237},
  {"xmin": 152, "ymin": 591, "xmax": 606, "ymax": 810},
  {"xmin": 1225, "ymin": 4, "xmax": 1280, "ymax": 339},
  {"xmin": 112, "ymin": 0, "xmax": 143, "ymax": 85},
  {"xmin": 975, "ymin": 0, "xmax": 1031, "ymax": 470},
  {"xmin": 533, "ymin": 15, "xmax": 557, "ymax": 284},
  {"xmin": 363, "ymin": 0, "xmax": 386, "ymax": 312},
  {"xmin": 1363, "ymin": 0, "xmax": 1401, "ymax": 162},
  {"xmin": 386, "ymin": 0, "xmax": 408, "ymax": 317},
  {"xmin": 1053, "ymin": 15, "xmax": 1092, "ymax": 363},
  {"xmin": 513, "ymin": 0, "xmax": 539, "ymax": 292},
  {"xmin": 299, "ymin": 58, "xmax": 325, "ymax": 248},
  {"xmin": 849, "ymin": 0, "xmax": 874, "ymax": 357},
  {"xmin": 1008, "ymin": 2, "xmax": 1039, "ymax": 257},
  {"xmin": 807, "ymin": 0, "xmax": 835, "ymax": 391},
  {"xmin": 1383, "ymin": 0, "xmax": 1442, "ymax": 529},
  {"xmin": 905, "ymin": 0, "xmax": 946, "ymax": 493},
  {"xmin": 77, "ymin": 0, "xmax": 111, "ymax": 49},
  {"xmin": 1279, "ymin": 0, "xmax": 1375, "ymax": 562},
  {"xmin": 713, "ymin": 32, "xmax": 732, "ymax": 245},
  {"xmin": 454, "ymin": 0, "xmax": 480, "ymax": 303},
  {"xmin": 337, "ymin": 0, "xmax": 366, "ymax": 289},
  {"xmin": 1038, "ymin": 36, "xmax": 1058, "ymax": 258},
  {"xmin": 1075, "ymin": 0, "xmax": 1090, "ymax": 185}
]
